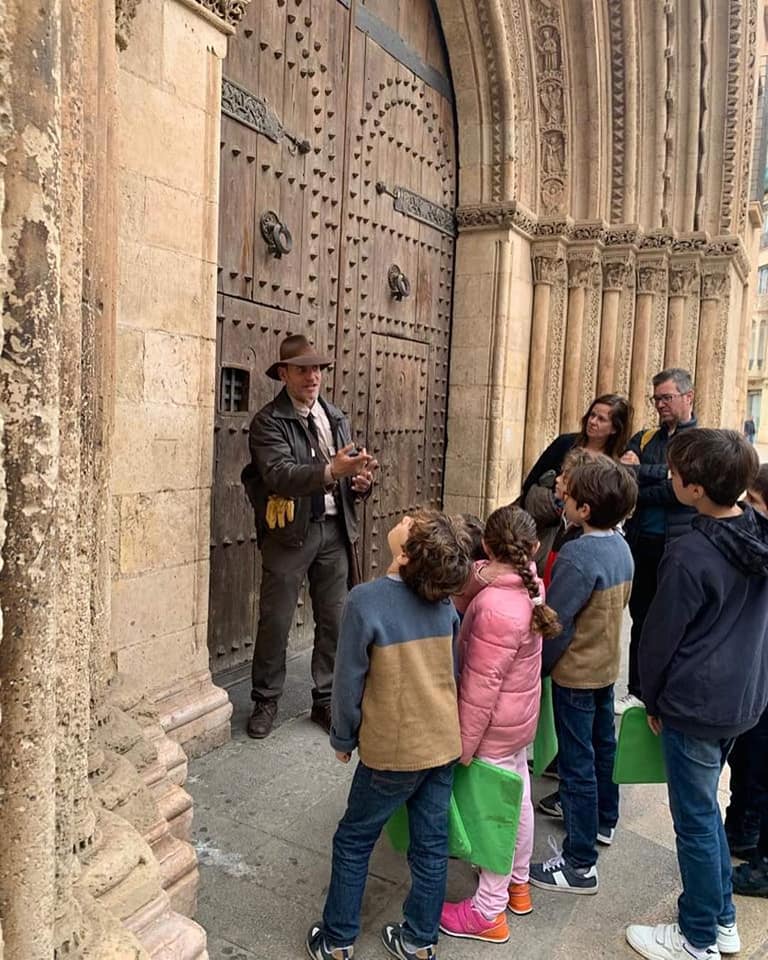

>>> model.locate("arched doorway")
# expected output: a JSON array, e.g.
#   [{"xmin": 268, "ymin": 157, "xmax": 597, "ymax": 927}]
[{"xmin": 209, "ymin": 0, "xmax": 458, "ymax": 678}]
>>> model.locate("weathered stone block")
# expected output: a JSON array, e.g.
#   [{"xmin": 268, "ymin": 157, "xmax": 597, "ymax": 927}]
[
  {"xmin": 118, "ymin": 626, "xmax": 204, "ymax": 690},
  {"xmin": 144, "ymin": 331, "xmax": 201, "ymax": 407},
  {"xmin": 112, "ymin": 564, "xmax": 197, "ymax": 651},
  {"xmin": 118, "ymin": 69, "xmax": 209, "ymax": 197},
  {"xmin": 118, "ymin": 489, "xmax": 199, "ymax": 575},
  {"xmin": 119, "ymin": 169, "xmax": 147, "ymax": 242},
  {"xmin": 116, "ymin": 326, "xmax": 145, "ymax": 403},
  {"xmin": 113, "ymin": 402, "xmax": 203, "ymax": 496},
  {"xmin": 448, "ymin": 345, "xmax": 492, "ymax": 387},
  {"xmin": 444, "ymin": 454, "xmax": 486, "ymax": 500},
  {"xmin": 163, "ymin": 0, "xmax": 227, "ymax": 111},
  {"xmin": 119, "ymin": 240, "xmax": 210, "ymax": 338},
  {"xmin": 453, "ymin": 274, "xmax": 494, "ymax": 320},
  {"xmin": 119, "ymin": 0, "xmax": 164, "ymax": 85},
  {"xmin": 143, "ymin": 179, "xmax": 205, "ymax": 259}
]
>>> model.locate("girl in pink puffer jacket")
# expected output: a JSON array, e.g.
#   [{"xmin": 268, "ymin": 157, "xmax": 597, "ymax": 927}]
[{"xmin": 441, "ymin": 506, "xmax": 561, "ymax": 944}]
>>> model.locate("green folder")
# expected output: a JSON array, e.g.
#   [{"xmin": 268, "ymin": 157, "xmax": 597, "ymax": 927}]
[
  {"xmin": 612, "ymin": 705, "xmax": 667, "ymax": 784},
  {"xmin": 384, "ymin": 758, "xmax": 524, "ymax": 875},
  {"xmin": 532, "ymin": 677, "xmax": 558, "ymax": 776}
]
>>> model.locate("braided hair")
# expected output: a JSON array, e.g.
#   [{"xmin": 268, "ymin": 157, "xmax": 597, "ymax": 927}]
[{"xmin": 483, "ymin": 505, "xmax": 562, "ymax": 640}]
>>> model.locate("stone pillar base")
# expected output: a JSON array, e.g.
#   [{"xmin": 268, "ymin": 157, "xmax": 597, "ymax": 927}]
[
  {"xmin": 155, "ymin": 671, "xmax": 232, "ymax": 759},
  {"xmin": 77, "ymin": 888, "xmax": 149, "ymax": 960},
  {"xmin": 125, "ymin": 893, "xmax": 208, "ymax": 960}
]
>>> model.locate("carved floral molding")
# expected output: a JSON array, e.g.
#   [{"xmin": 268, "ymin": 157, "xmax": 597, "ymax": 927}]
[
  {"xmin": 115, "ymin": 0, "xmax": 252, "ymax": 49},
  {"xmin": 194, "ymin": 0, "xmax": 252, "ymax": 27}
]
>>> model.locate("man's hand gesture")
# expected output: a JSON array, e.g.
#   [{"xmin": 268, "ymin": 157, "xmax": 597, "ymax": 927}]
[{"xmin": 331, "ymin": 444, "xmax": 379, "ymax": 489}]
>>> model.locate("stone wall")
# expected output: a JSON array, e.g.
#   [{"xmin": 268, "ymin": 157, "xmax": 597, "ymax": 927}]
[
  {"xmin": 1, "ymin": 2, "xmax": 210, "ymax": 957},
  {"xmin": 111, "ymin": 0, "xmax": 232, "ymax": 756}
]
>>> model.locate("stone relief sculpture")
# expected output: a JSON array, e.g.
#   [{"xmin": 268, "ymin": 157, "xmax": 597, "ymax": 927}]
[{"xmin": 537, "ymin": 25, "xmax": 561, "ymax": 73}]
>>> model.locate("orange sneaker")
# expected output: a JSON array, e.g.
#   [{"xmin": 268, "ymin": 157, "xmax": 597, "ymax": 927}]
[{"xmin": 508, "ymin": 882, "xmax": 533, "ymax": 915}]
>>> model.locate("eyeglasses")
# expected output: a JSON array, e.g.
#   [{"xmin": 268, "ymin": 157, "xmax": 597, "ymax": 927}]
[{"xmin": 650, "ymin": 393, "xmax": 683, "ymax": 405}]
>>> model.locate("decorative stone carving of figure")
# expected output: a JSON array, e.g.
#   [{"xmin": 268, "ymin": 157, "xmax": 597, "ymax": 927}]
[
  {"xmin": 537, "ymin": 26, "xmax": 561, "ymax": 73},
  {"xmin": 540, "ymin": 80, "xmax": 564, "ymax": 125},
  {"xmin": 543, "ymin": 132, "xmax": 565, "ymax": 174}
]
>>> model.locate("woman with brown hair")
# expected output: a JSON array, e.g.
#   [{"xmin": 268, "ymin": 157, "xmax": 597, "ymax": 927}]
[{"xmin": 521, "ymin": 394, "xmax": 632, "ymax": 568}]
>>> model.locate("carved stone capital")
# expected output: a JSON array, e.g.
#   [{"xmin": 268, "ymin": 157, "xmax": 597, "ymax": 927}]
[
  {"xmin": 668, "ymin": 264, "xmax": 701, "ymax": 297},
  {"xmin": 532, "ymin": 255, "xmax": 566, "ymax": 286},
  {"xmin": 701, "ymin": 269, "xmax": 731, "ymax": 301},
  {"xmin": 602, "ymin": 259, "xmax": 632, "ymax": 291},
  {"xmin": 567, "ymin": 256, "xmax": 599, "ymax": 289},
  {"xmin": 636, "ymin": 264, "xmax": 668, "ymax": 295}
]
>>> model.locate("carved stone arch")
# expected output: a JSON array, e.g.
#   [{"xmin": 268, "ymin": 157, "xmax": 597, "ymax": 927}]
[{"xmin": 435, "ymin": 0, "xmax": 536, "ymax": 205}]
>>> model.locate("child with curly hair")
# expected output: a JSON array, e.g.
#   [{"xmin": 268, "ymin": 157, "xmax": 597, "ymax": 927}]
[
  {"xmin": 440, "ymin": 505, "xmax": 561, "ymax": 943},
  {"xmin": 306, "ymin": 509, "xmax": 473, "ymax": 960}
]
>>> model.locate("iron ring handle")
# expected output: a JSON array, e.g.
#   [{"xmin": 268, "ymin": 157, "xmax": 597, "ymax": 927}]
[
  {"xmin": 260, "ymin": 210, "xmax": 293, "ymax": 259},
  {"xmin": 388, "ymin": 264, "xmax": 411, "ymax": 301}
]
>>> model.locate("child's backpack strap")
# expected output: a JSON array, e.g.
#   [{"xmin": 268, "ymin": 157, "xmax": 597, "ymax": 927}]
[{"xmin": 639, "ymin": 428, "xmax": 658, "ymax": 453}]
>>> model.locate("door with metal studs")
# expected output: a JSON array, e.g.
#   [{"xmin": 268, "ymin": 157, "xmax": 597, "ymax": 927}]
[{"xmin": 209, "ymin": 0, "xmax": 457, "ymax": 677}]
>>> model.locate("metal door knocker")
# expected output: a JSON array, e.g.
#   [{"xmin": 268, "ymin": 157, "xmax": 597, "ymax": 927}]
[
  {"xmin": 388, "ymin": 264, "xmax": 411, "ymax": 301},
  {"xmin": 260, "ymin": 210, "xmax": 293, "ymax": 259}
]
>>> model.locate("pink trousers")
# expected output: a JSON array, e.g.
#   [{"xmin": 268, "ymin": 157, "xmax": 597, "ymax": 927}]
[{"xmin": 471, "ymin": 747, "xmax": 533, "ymax": 920}]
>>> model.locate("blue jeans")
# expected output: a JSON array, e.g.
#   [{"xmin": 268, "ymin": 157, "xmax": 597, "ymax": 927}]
[
  {"xmin": 553, "ymin": 682, "xmax": 619, "ymax": 868},
  {"xmin": 320, "ymin": 760, "xmax": 455, "ymax": 948},
  {"xmin": 661, "ymin": 726, "xmax": 736, "ymax": 949}
]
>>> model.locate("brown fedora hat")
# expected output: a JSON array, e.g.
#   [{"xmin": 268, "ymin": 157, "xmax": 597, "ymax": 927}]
[{"xmin": 265, "ymin": 334, "xmax": 333, "ymax": 381}]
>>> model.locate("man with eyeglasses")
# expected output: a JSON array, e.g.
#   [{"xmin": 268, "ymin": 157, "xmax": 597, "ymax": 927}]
[{"xmin": 617, "ymin": 368, "xmax": 698, "ymax": 714}]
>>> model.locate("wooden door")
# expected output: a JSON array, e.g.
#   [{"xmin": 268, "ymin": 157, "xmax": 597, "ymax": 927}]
[{"xmin": 209, "ymin": 0, "xmax": 456, "ymax": 677}]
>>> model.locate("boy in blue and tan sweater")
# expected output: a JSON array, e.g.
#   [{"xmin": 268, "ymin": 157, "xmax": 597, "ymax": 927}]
[
  {"xmin": 306, "ymin": 509, "xmax": 472, "ymax": 960},
  {"xmin": 530, "ymin": 455, "xmax": 637, "ymax": 894}
]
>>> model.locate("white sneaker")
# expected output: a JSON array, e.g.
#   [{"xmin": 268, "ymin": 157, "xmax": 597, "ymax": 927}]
[
  {"xmin": 626, "ymin": 922, "xmax": 720, "ymax": 960},
  {"xmin": 615, "ymin": 693, "xmax": 644, "ymax": 716},
  {"xmin": 716, "ymin": 924, "xmax": 740, "ymax": 955}
]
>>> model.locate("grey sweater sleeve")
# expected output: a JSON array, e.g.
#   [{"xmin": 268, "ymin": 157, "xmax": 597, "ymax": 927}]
[
  {"xmin": 330, "ymin": 593, "xmax": 372, "ymax": 753},
  {"xmin": 541, "ymin": 556, "xmax": 593, "ymax": 675}
]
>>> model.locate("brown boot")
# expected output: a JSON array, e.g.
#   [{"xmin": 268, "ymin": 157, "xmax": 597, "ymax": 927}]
[
  {"xmin": 310, "ymin": 701, "xmax": 332, "ymax": 735},
  {"xmin": 247, "ymin": 699, "xmax": 278, "ymax": 739}
]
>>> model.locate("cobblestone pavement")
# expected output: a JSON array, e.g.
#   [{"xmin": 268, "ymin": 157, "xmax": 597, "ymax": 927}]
[{"xmin": 189, "ymin": 641, "xmax": 768, "ymax": 960}]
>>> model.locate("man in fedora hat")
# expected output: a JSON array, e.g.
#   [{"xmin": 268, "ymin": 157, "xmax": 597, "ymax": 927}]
[{"xmin": 242, "ymin": 334, "xmax": 377, "ymax": 739}]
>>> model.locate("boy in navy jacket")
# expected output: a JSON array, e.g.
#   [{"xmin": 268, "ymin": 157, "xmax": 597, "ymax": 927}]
[{"xmin": 627, "ymin": 429, "xmax": 768, "ymax": 960}]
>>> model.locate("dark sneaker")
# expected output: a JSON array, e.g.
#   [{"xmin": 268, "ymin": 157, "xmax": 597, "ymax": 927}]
[
  {"xmin": 538, "ymin": 791, "xmax": 563, "ymax": 819},
  {"xmin": 381, "ymin": 922, "xmax": 436, "ymax": 959},
  {"xmin": 597, "ymin": 826, "xmax": 616, "ymax": 846},
  {"xmin": 247, "ymin": 699, "xmax": 278, "ymax": 739},
  {"xmin": 725, "ymin": 826, "xmax": 758, "ymax": 860},
  {"xmin": 732, "ymin": 854, "xmax": 768, "ymax": 897},
  {"xmin": 542, "ymin": 757, "xmax": 560, "ymax": 780},
  {"xmin": 305, "ymin": 923, "xmax": 354, "ymax": 960},
  {"xmin": 310, "ymin": 701, "xmax": 332, "ymax": 735},
  {"xmin": 529, "ymin": 837, "xmax": 598, "ymax": 895}
]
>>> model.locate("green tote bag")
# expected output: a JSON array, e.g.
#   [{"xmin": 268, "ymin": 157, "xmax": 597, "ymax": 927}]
[
  {"xmin": 612, "ymin": 705, "xmax": 667, "ymax": 784},
  {"xmin": 531, "ymin": 676, "xmax": 558, "ymax": 776},
  {"xmin": 385, "ymin": 758, "xmax": 524, "ymax": 875}
]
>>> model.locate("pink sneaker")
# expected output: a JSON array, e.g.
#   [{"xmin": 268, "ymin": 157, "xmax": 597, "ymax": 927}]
[{"xmin": 439, "ymin": 898, "xmax": 510, "ymax": 943}]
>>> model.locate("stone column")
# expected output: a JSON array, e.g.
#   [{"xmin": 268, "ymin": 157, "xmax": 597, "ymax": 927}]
[
  {"xmin": 598, "ymin": 255, "xmax": 633, "ymax": 395},
  {"xmin": 697, "ymin": 263, "xmax": 732, "ymax": 426},
  {"xmin": 630, "ymin": 258, "xmax": 668, "ymax": 430},
  {"xmin": 523, "ymin": 246, "xmax": 567, "ymax": 472},
  {"xmin": 666, "ymin": 259, "xmax": 701, "ymax": 372},
  {"xmin": 561, "ymin": 252, "xmax": 600, "ymax": 430},
  {"xmin": 0, "ymin": 4, "xmax": 62, "ymax": 958}
]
